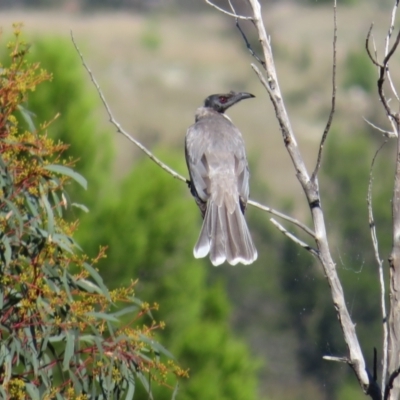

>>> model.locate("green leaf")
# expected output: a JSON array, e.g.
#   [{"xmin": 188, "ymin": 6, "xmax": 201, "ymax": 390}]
[
  {"xmin": 76, "ymin": 278, "xmax": 103, "ymax": 294},
  {"xmin": 25, "ymin": 383, "xmax": 40, "ymax": 400},
  {"xmin": 0, "ymin": 234, "xmax": 12, "ymax": 267},
  {"xmin": 82, "ymin": 262, "xmax": 111, "ymax": 301},
  {"xmin": 18, "ymin": 104, "xmax": 36, "ymax": 132},
  {"xmin": 52, "ymin": 233, "xmax": 74, "ymax": 253},
  {"xmin": 63, "ymin": 330, "xmax": 75, "ymax": 371},
  {"xmin": 44, "ymin": 164, "xmax": 87, "ymax": 190},
  {"xmin": 40, "ymin": 184, "xmax": 54, "ymax": 235},
  {"xmin": 137, "ymin": 372, "xmax": 153, "ymax": 399},
  {"xmin": 71, "ymin": 202, "xmax": 89, "ymax": 213},
  {"xmin": 85, "ymin": 311, "xmax": 119, "ymax": 322},
  {"xmin": 50, "ymin": 189, "xmax": 63, "ymax": 217},
  {"xmin": 171, "ymin": 383, "xmax": 179, "ymax": 400},
  {"xmin": 139, "ymin": 334, "xmax": 175, "ymax": 360},
  {"xmin": 110, "ymin": 305, "xmax": 139, "ymax": 319},
  {"xmin": 3, "ymin": 199, "xmax": 23, "ymax": 237}
]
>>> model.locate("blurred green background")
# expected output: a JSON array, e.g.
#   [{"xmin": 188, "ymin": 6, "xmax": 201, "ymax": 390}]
[{"xmin": 1, "ymin": 0, "xmax": 399, "ymax": 399}]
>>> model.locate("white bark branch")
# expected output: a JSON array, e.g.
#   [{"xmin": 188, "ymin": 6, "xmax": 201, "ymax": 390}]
[
  {"xmin": 245, "ymin": 0, "xmax": 379, "ymax": 396},
  {"xmin": 367, "ymin": 143, "xmax": 389, "ymax": 396},
  {"xmin": 248, "ymin": 199, "xmax": 315, "ymax": 238},
  {"xmin": 270, "ymin": 218, "xmax": 318, "ymax": 257},
  {"xmin": 205, "ymin": 0, "xmax": 253, "ymax": 20}
]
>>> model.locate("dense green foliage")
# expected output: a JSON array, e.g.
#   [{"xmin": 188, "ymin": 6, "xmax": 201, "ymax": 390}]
[{"xmin": 0, "ymin": 27, "xmax": 182, "ymax": 399}]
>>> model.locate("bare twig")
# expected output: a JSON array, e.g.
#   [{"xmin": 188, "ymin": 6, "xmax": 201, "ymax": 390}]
[
  {"xmin": 270, "ymin": 218, "xmax": 319, "ymax": 257},
  {"xmin": 386, "ymin": 70, "xmax": 400, "ymax": 103},
  {"xmin": 205, "ymin": 0, "xmax": 253, "ymax": 20},
  {"xmin": 367, "ymin": 141, "xmax": 388, "ymax": 395},
  {"xmin": 379, "ymin": 30, "xmax": 400, "ymax": 121},
  {"xmin": 385, "ymin": 1, "xmax": 400, "ymax": 103},
  {"xmin": 311, "ymin": 0, "xmax": 337, "ymax": 181},
  {"xmin": 226, "ymin": 0, "xmax": 267, "ymax": 68},
  {"xmin": 70, "ymin": 31, "xmax": 188, "ymax": 185},
  {"xmin": 248, "ymin": 199, "xmax": 315, "ymax": 238},
  {"xmin": 366, "ymin": 24, "xmax": 383, "ymax": 68},
  {"xmin": 363, "ymin": 117, "xmax": 397, "ymax": 138},
  {"xmin": 384, "ymin": 0, "xmax": 400, "ymax": 57},
  {"xmin": 323, "ymin": 355, "xmax": 350, "ymax": 363},
  {"xmin": 235, "ymin": 20, "xmax": 266, "ymax": 68}
]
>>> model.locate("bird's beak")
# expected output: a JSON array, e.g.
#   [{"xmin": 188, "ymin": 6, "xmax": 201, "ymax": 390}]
[
  {"xmin": 224, "ymin": 91, "xmax": 255, "ymax": 110},
  {"xmin": 232, "ymin": 91, "xmax": 255, "ymax": 101}
]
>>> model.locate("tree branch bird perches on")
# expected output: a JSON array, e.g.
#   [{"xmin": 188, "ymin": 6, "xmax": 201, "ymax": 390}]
[{"xmin": 185, "ymin": 91, "xmax": 258, "ymax": 266}]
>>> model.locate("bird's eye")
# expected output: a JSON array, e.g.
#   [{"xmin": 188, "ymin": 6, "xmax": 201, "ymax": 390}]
[{"xmin": 219, "ymin": 96, "xmax": 227, "ymax": 103}]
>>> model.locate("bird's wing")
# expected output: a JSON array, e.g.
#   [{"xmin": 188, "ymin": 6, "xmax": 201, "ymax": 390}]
[
  {"xmin": 186, "ymin": 116, "xmax": 250, "ymax": 208},
  {"xmin": 185, "ymin": 123, "xmax": 211, "ymax": 205}
]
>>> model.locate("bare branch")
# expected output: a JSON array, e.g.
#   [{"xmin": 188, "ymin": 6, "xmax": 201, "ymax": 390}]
[
  {"xmin": 235, "ymin": 20, "xmax": 266, "ymax": 68},
  {"xmin": 70, "ymin": 31, "xmax": 188, "ymax": 185},
  {"xmin": 323, "ymin": 355, "xmax": 350, "ymax": 363},
  {"xmin": 383, "ymin": 30, "xmax": 400, "ymax": 66},
  {"xmin": 248, "ymin": 199, "xmax": 315, "ymax": 238},
  {"xmin": 311, "ymin": 0, "xmax": 337, "ymax": 180},
  {"xmin": 363, "ymin": 117, "xmax": 397, "ymax": 138},
  {"xmin": 383, "ymin": 2, "xmax": 400, "ymax": 103},
  {"xmin": 246, "ymin": 0, "xmax": 380, "ymax": 396},
  {"xmin": 270, "ymin": 218, "xmax": 319, "ymax": 257},
  {"xmin": 379, "ymin": 30, "xmax": 400, "ymax": 121},
  {"xmin": 366, "ymin": 24, "xmax": 383, "ymax": 68},
  {"xmin": 204, "ymin": 0, "xmax": 253, "ymax": 20},
  {"xmin": 384, "ymin": 0, "xmax": 400, "ymax": 57},
  {"xmin": 367, "ymin": 141, "xmax": 388, "ymax": 395},
  {"xmin": 386, "ymin": 70, "xmax": 400, "ymax": 103}
]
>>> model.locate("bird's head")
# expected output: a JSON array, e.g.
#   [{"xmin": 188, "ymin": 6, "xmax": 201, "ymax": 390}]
[{"xmin": 204, "ymin": 91, "xmax": 255, "ymax": 113}]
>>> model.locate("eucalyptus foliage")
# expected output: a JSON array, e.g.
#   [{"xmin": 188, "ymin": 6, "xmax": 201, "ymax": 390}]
[{"xmin": 0, "ymin": 26, "xmax": 184, "ymax": 399}]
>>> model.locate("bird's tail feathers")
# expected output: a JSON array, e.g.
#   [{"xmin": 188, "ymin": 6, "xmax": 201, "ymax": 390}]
[{"xmin": 193, "ymin": 200, "xmax": 257, "ymax": 266}]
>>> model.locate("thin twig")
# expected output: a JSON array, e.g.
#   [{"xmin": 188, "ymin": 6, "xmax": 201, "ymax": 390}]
[
  {"xmin": 363, "ymin": 117, "xmax": 397, "ymax": 138},
  {"xmin": 226, "ymin": 0, "xmax": 266, "ymax": 68},
  {"xmin": 385, "ymin": 0, "xmax": 400, "ymax": 57},
  {"xmin": 385, "ymin": 1, "xmax": 400, "ymax": 103},
  {"xmin": 70, "ymin": 31, "xmax": 188, "ymax": 185},
  {"xmin": 367, "ymin": 141, "xmax": 388, "ymax": 395},
  {"xmin": 323, "ymin": 355, "xmax": 350, "ymax": 363},
  {"xmin": 377, "ymin": 29, "xmax": 400, "ymax": 123},
  {"xmin": 270, "ymin": 218, "xmax": 319, "ymax": 257},
  {"xmin": 235, "ymin": 19, "xmax": 266, "ymax": 68},
  {"xmin": 366, "ymin": 24, "xmax": 383, "ymax": 68},
  {"xmin": 311, "ymin": 0, "xmax": 337, "ymax": 181},
  {"xmin": 386, "ymin": 70, "xmax": 400, "ymax": 103},
  {"xmin": 205, "ymin": 0, "xmax": 253, "ymax": 20},
  {"xmin": 383, "ymin": 30, "xmax": 400, "ymax": 66},
  {"xmin": 248, "ymin": 199, "xmax": 315, "ymax": 238}
]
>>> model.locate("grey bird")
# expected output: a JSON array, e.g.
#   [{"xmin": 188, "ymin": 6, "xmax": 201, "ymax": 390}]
[{"xmin": 185, "ymin": 91, "xmax": 258, "ymax": 266}]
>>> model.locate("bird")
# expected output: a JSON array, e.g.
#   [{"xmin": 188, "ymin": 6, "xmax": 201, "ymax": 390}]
[{"xmin": 185, "ymin": 91, "xmax": 258, "ymax": 266}]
